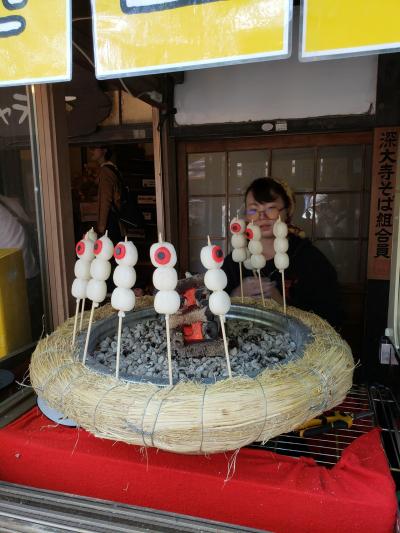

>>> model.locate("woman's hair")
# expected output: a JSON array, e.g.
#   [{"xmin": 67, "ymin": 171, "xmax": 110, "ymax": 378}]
[{"xmin": 245, "ymin": 177, "xmax": 291, "ymax": 210}]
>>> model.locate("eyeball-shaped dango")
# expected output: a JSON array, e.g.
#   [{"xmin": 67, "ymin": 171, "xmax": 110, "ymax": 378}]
[
  {"xmin": 75, "ymin": 239, "xmax": 95, "ymax": 261},
  {"xmin": 274, "ymin": 237, "xmax": 289, "ymax": 253},
  {"xmin": 153, "ymin": 267, "xmax": 178, "ymax": 291},
  {"xmin": 87, "ymin": 228, "xmax": 97, "ymax": 243},
  {"xmin": 204, "ymin": 269, "xmax": 227, "ymax": 292},
  {"xmin": 230, "ymin": 218, "xmax": 246, "ymax": 234},
  {"xmin": 150, "ymin": 241, "xmax": 177, "ymax": 268},
  {"xmin": 248, "ymin": 240, "xmax": 263, "ymax": 255},
  {"xmin": 231, "ymin": 234, "xmax": 247, "ymax": 249},
  {"xmin": 93, "ymin": 234, "xmax": 114, "ymax": 260},
  {"xmin": 274, "ymin": 252, "xmax": 289, "ymax": 271},
  {"xmin": 154, "ymin": 290, "xmax": 180, "ymax": 315},
  {"xmin": 74, "ymin": 258, "xmax": 91, "ymax": 280},
  {"xmin": 113, "ymin": 265, "xmax": 136, "ymax": 289},
  {"xmin": 209, "ymin": 291, "xmax": 231, "ymax": 316},
  {"xmin": 111, "ymin": 287, "xmax": 136, "ymax": 312},
  {"xmin": 114, "ymin": 241, "xmax": 138, "ymax": 267},
  {"xmin": 251, "ymin": 254, "xmax": 266, "ymax": 270},
  {"xmin": 232, "ymin": 248, "xmax": 247, "ymax": 263},
  {"xmin": 90, "ymin": 258, "xmax": 111, "ymax": 281},
  {"xmin": 200, "ymin": 245, "xmax": 224, "ymax": 270},
  {"xmin": 245, "ymin": 223, "xmax": 261, "ymax": 241},
  {"xmin": 244, "ymin": 258, "xmax": 253, "ymax": 271},
  {"xmin": 71, "ymin": 278, "xmax": 88, "ymax": 299},
  {"xmin": 86, "ymin": 279, "xmax": 107, "ymax": 304},
  {"xmin": 273, "ymin": 220, "xmax": 288, "ymax": 239}
]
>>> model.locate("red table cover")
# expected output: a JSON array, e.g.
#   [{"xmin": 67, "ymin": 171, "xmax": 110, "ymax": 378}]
[{"xmin": 0, "ymin": 407, "xmax": 396, "ymax": 533}]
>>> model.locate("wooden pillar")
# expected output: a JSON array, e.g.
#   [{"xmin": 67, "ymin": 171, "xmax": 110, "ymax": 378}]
[{"xmin": 31, "ymin": 84, "xmax": 75, "ymax": 329}]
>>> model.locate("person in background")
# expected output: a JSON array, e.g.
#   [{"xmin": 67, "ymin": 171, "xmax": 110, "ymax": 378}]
[
  {"xmin": 222, "ymin": 177, "xmax": 342, "ymax": 329},
  {"xmin": 89, "ymin": 145, "xmax": 122, "ymax": 244}
]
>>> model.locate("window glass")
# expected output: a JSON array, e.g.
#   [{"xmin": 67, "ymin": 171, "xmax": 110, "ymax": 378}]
[
  {"xmin": 188, "ymin": 197, "xmax": 226, "ymax": 238},
  {"xmin": 314, "ymin": 193, "xmax": 361, "ymax": 238},
  {"xmin": 314, "ymin": 240, "xmax": 360, "ymax": 283},
  {"xmin": 228, "ymin": 150, "xmax": 269, "ymax": 195},
  {"xmin": 188, "ymin": 153, "xmax": 226, "ymax": 195},
  {"xmin": 292, "ymin": 193, "xmax": 314, "ymax": 237},
  {"xmin": 271, "ymin": 148, "xmax": 314, "ymax": 192},
  {"xmin": 317, "ymin": 145, "xmax": 363, "ymax": 191},
  {"xmin": 0, "ymin": 86, "xmax": 45, "ymax": 354}
]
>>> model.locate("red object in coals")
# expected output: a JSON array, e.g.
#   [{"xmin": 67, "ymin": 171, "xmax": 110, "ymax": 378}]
[{"xmin": 0, "ymin": 408, "xmax": 396, "ymax": 533}]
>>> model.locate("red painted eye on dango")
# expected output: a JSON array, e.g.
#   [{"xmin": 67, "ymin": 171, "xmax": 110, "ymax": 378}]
[
  {"xmin": 94, "ymin": 240, "xmax": 103, "ymax": 255},
  {"xmin": 211, "ymin": 246, "xmax": 224, "ymax": 263},
  {"xmin": 245, "ymin": 228, "xmax": 254, "ymax": 240},
  {"xmin": 76, "ymin": 241, "xmax": 85, "ymax": 256},
  {"xmin": 154, "ymin": 246, "xmax": 171, "ymax": 265},
  {"xmin": 114, "ymin": 244, "xmax": 126, "ymax": 260},
  {"xmin": 230, "ymin": 222, "xmax": 241, "ymax": 233}
]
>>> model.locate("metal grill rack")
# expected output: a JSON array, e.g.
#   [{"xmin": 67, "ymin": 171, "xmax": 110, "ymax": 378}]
[{"xmin": 249, "ymin": 384, "xmax": 400, "ymax": 473}]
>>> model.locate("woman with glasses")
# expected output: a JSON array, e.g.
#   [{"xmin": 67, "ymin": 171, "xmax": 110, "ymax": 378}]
[{"xmin": 222, "ymin": 177, "xmax": 342, "ymax": 328}]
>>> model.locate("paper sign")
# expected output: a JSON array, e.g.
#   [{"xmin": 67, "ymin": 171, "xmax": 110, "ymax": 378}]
[
  {"xmin": 300, "ymin": 0, "xmax": 400, "ymax": 61},
  {"xmin": 0, "ymin": 0, "xmax": 72, "ymax": 87},
  {"xmin": 91, "ymin": 0, "xmax": 292, "ymax": 78},
  {"xmin": 367, "ymin": 128, "xmax": 400, "ymax": 280}
]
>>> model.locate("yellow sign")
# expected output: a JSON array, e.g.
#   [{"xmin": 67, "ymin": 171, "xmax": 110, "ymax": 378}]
[
  {"xmin": 301, "ymin": 0, "xmax": 400, "ymax": 61},
  {"xmin": 0, "ymin": 0, "xmax": 71, "ymax": 87},
  {"xmin": 92, "ymin": 0, "xmax": 292, "ymax": 78}
]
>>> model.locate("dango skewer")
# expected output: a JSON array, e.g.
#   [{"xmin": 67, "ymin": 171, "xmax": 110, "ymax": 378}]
[
  {"xmin": 229, "ymin": 213, "xmax": 246, "ymax": 303},
  {"xmin": 111, "ymin": 237, "xmax": 138, "ymax": 379},
  {"xmin": 273, "ymin": 217, "xmax": 289, "ymax": 314},
  {"xmin": 246, "ymin": 222, "xmax": 266, "ymax": 306},
  {"xmin": 151, "ymin": 233, "xmax": 180, "ymax": 386},
  {"xmin": 202, "ymin": 236, "xmax": 232, "ymax": 378},
  {"xmin": 83, "ymin": 231, "xmax": 114, "ymax": 364},
  {"xmin": 71, "ymin": 234, "xmax": 95, "ymax": 346}
]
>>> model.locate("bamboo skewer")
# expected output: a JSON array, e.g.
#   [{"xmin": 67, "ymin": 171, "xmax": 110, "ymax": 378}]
[
  {"xmin": 239, "ymin": 262, "xmax": 244, "ymax": 303},
  {"xmin": 115, "ymin": 312, "xmax": 124, "ymax": 379},
  {"xmin": 281, "ymin": 271, "xmax": 287, "ymax": 314},
  {"xmin": 71, "ymin": 299, "xmax": 80, "ymax": 347},
  {"xmin": 82, "ymin": 302, "xmax": 97, "ymax": 364},
  {"xmin": 257, "ymin": 269, "xmax": 265, "ymax": 307},
  {"xmin": 165, "ymin": 314, "xmax": 173, "ymax": 386},
  {"xmin": 79, "ymin": 298, "xmax": 85, "ymax": 331},
  {"xmin": 219, "ymin": 316, "xmax": 232, "ymax": 379}
]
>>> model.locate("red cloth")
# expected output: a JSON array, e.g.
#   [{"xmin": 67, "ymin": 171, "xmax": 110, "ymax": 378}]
[{"xmin": 0, "ymin": 407, "xmax": 396, "ymax": 533}]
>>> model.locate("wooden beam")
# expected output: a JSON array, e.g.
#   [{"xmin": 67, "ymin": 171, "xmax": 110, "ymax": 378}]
[{"xmin": 31, "ymin": 84, "xmax": 75, "ymax": 329}]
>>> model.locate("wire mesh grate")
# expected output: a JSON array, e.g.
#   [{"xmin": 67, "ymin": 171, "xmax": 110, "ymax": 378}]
[{"xmin": 248, "ymin": 384, "xmax": 400, "ymax": 470}]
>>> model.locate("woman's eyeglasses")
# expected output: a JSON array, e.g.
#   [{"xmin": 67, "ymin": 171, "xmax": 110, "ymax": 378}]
[{"xmin": 245, "ymin": 206, "xmax": 286, "ymax": 221}]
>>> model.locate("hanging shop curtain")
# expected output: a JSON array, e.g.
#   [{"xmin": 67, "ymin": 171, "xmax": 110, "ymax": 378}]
[
  {"xmin": 90, "ymin": 0, "xmax": 293, "ymax": 78},
  {"xmin": 0, "ymin": 0, "xmax": 72, "ymax": 87},
  {"xmin": 300, "ymin": 0, "xmax": 400, "ymax": 61}
]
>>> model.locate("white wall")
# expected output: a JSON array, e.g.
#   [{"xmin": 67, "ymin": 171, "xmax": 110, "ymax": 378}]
[{"xmin": 175, "ymin": 15, "xmax": 378, "ymax": 125}]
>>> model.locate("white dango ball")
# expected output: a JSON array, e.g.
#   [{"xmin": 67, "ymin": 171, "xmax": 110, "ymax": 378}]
[
  {"xmin": 200, "ymin": 245, "xmax": 224, "ymax": 270},
  {"xmin": 150, "ymin": 241, "xmax": 177, "ymax": 268},
  {"xmin": 154, "ymin": 290, "xmax": 180, "ymax": 315},
  {"xmin": 246, "ymin": 223, "xmax": 261, "ymax": 241},
  {"xmin": 71, "ymin": 278, "xmax": 88, "ymax": 299},
  {"xmin": 251, "ymin": 254, "xmax": 266, "ymax": 270},
  {"xmin": 231, "ymin": 234, "xmax": 247, "ymax": 249},
  {"xmin": 111, "ymin": 287, "xmax": 135, "ymax": 312},
  {"xmin": 209, "ymin": 290, "xmax": 231, "ymax": 316},
  {"xmin": 90, "ymin": 258, "xmax": 111, "ymax": 281},
  {"xmin": 153, "ymin": 267, "xmax": 178, "ymax": 291},
  {"xmin": 114, "ymin": 241, "xmax": 138, "ymax": 267},
  {"xmin": 230, "ymin": 218, "xmax": 246, "ymax": 234},
  {"xmin": 273, "ymin": 220, "xmax": 288, "ymax": 239},
  {"xmin": 86, "ymin": 279, "xmax": 107, "ymax": 303},
  {"xmin": 274, "ymin": 237, "xmax": 289, "ymax": 253},
  {"xmin": 93, "ymin": 235, "xmax": 114, "ymax": 260},
  {"xmin": 274, "ymin": 252, "xmax": 289, "ymax": 271},
  {"xmin": 74, "ymin": 259, "xmax": 91, "ymax": 280},
  {"xmin": 113, "ymin": 265, "xmax": 136, "ymax": 288},
  {"xmin": 244, "ymin": 258, "xmax": 253, "ymax": 271},
  {"xmin": 248, "ymin": 240, "xmax": 263, "ymax": 255},
  {"xmin": 75, "ymin": 239, "xmax": 95, "ymax": 261},
  {"xmin": 232, "ymin": 248, "xmax": 247, "ymax": 263},
  {"xmin": 204, "ymin": 269, "xmax": 227, "ymax": 292}
]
